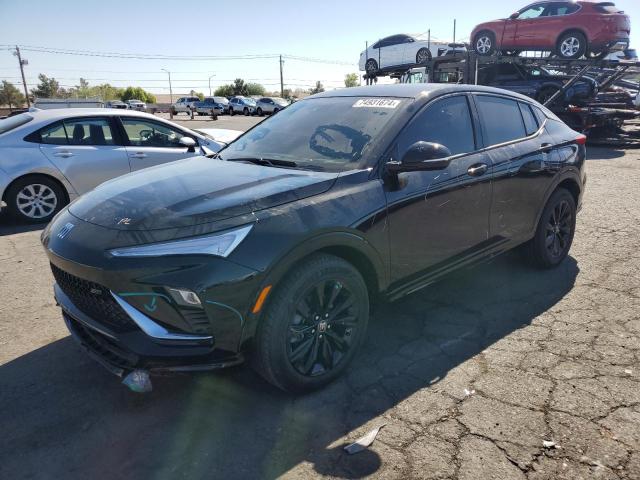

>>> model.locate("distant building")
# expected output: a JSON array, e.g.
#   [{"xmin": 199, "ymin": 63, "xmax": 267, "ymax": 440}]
[{"xmin": 33, "ymin": 97, "xmax": 104, "ymax": 109}]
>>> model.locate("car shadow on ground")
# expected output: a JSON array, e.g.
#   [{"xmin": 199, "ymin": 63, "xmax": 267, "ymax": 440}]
[
  {"xmin": 0, "ymin": 252, "xmax": 579, "ymax": 480},
  {"xmin": 0, "ymin": 213, "xmax": 46, "ymax": 236},
  {"xmin": 586, "ymin": 146, "xmax": 627, "ymax": 160}
]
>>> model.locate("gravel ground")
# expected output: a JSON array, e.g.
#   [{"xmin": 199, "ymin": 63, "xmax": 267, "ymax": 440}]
[{"xmin": 0, "ymin": 147, "xmax": 639, "ymax": 480}]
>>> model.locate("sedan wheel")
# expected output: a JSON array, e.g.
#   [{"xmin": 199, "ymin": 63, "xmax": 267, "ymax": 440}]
[
  {"xmin": 7, "ymin": 177, "xmax": 66, "ymax": 223},
  {"xmin": 252, "ymin": 254, "xmax": 369, "ymax": 392}
]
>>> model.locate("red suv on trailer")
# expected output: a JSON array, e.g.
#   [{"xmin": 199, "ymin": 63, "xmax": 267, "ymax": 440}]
[{"xmin": 471, "ymin": 1, "xmax": 630, "ymax": 59}]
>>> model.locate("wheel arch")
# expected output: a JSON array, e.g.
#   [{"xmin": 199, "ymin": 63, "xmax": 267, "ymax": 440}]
[
  {"xmin": 238, "ymin": 231, "xmax": 388, "ymax": 350},
  {"xmin": 556, "ymin": 28, "xmax": 589, "ymax": 47},
  {"xmin": 2, "ymin": 172, "xmax": 71, "ymax": 205},
  {"xmin": 531, "ymin": 171, "xmax": 582, "ymax": 236}
]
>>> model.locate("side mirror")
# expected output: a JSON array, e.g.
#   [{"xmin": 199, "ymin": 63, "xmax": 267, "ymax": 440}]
[
  {"xmin": 509, "ymin": 12, "xmax": 519, "ymax": 19},
  {"xmin": 387, "ymin": 141, "xmax": 452, "ymax": 173},
  {"xmin": 179, "ymin": 136, "xmax": 197, "ymax": 153}
]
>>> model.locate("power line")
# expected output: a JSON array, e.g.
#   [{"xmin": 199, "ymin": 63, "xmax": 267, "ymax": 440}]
[{"xmin": 3, "ymin": 44, "xmax": 356, "ymax": 65}]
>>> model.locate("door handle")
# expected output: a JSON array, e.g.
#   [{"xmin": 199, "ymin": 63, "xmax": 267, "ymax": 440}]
[
  {"xmin": 467, "ymin": 163, "xmax": 488, "ymax": 177},
  {"xmin": 53, "ymin": 151, "xmax": 74, "ymax": 158},
  {"xmin": 540, "ymin": 143, "xmax": 553, "ymax": 153},
  {"xmin": 130, "ymin": 152, "xmax": 147, "ymax": 158}
]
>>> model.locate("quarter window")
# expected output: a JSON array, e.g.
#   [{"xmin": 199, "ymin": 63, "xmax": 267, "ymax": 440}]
[
  {"xmin": 519, "ymin": 102, "xmax": 539, "ymax": 136},
  {"xmin": 398, "ymin": 95, "xmax": 476, "ymax": 157},
  {"xmin": 121, "ymin": 118, "xmax": 188, "ymax": 148},
  {"xmin": 38, "ymin": 122, "xmax": 68, "ymax": 145},
  {"xmin": 475, "ymin": 95, "xmax": 527, "ymax": 146}
]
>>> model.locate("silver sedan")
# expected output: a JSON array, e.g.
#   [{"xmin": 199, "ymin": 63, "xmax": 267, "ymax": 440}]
[{"xmin": 0, "ymin": 109, "xmax": 227, "ymax": 223}]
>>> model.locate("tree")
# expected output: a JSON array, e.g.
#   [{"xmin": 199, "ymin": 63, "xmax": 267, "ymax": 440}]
[
  {"xmin": 232, "ymin": 78, "xmax": 248, "ymax": 96},
  {"xmin": 190, "ymin": 90, "xmax": 205, "ymax": 100},
  {"xmin": 245, "ymin": 82, "xmax": 266, "ymax": 96},
  {"xmin": 281, "ymin": 88, "xmax": 292, "ymax": 99},
  {"xmin": 214, "ymin": 84, "xmax": 234, "ymax": 97},
  {"xmin": 120, "ymin": 86, "xmax": 156, "ymax": 104},
  {"xmin": 74, "ymin": 78, "xmax": 91, "ymax": 98},
  {"xmin": 309, "ymin": 81, "xmax": 325, "ymax": 94},
  {"xmin": 90, "ymin": 84, "xmax": 123, "ymax": 102},
  {"xmin": 344, "ymin": 73, "xmax": 359, "ymax": 88},
  {"xmin": 0, "ymin": 81, "xmax": 26, "ymax": 109},
  {"xmin": 30, "ymin": 74, "xmax": 63, "ymax": 98}
]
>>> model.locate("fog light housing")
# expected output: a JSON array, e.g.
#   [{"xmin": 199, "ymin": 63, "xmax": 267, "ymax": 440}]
[{"xmin": 167, "ymin": 288, "xmax": 202, "ymax": 307}]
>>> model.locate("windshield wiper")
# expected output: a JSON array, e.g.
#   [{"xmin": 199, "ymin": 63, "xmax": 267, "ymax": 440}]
[{"xmin": 225, "ymin": 157, "xmax": 300, "ymax": 168}]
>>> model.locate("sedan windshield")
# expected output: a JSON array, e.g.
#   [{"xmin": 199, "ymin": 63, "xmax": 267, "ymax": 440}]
[{"xmin": 221, "ymin": 96, "xmax": 406, "ymax": 172}]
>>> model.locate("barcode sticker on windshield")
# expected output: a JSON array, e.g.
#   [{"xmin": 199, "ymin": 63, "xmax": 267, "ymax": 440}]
[{"xmin": 353, "ymin": 99, "xmax": 400, "ymax": 109}]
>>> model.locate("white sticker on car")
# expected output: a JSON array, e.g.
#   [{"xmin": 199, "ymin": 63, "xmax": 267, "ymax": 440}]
[{"xmin": 353, "ymin": 99, "xmax": 401, "ymax": 109}]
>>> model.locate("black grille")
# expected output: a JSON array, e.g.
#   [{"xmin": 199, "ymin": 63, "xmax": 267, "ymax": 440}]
[{"xmin": 51, "ymin": 264, "xmax": 136, "ymax": 332}]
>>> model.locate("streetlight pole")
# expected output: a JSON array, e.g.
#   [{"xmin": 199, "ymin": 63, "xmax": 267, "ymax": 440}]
[
  {"xmin": 161, "ymin": 68, "xmax": 173, "ymax": 104},
  {"xmin": 208, "ymin": 74, "xmax": 216, "ymax": 96}
]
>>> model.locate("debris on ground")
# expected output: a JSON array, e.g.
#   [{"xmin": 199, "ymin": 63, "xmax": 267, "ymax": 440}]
[
  {"xmin": 543, "ymin": 440, "xmax": 560, "ymax": 449},
  {"xmin": 344, "ymin": 424, "xmax": 386, "ymax": 455},
  {"xmin": 122, "ymin": 370, "xmax": 152, "ymax": 393},
  {"xmin": 464, "ymin": 388, "xmax": 476, "ymax": 396}
]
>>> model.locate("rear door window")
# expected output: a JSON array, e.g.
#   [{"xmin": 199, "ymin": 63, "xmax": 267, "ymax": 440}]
[
  {"xmin": 398, "ymin": 95, "xmax": 476, "ymax": 156},
  {"xmin": 475, "ymin": 95, "xmax": 527, "ymax": 146},
  {"xmin": 63, "ymin": 118, "xmax": 115, "ymax": 146}
]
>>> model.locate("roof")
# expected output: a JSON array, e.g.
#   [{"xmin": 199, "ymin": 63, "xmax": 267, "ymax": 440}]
[
  {"xmin": 309, "ymin": 83, "xmax": 536, "ymax": 103},
  {"xmin": 23, "ymin": 108, "xmax": 161, "ymax": 121}
]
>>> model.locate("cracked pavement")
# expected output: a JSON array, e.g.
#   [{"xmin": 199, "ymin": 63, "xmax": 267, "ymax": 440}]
[{"xmin": 0, "ymin": 147, "xmax": 639, "ymax": 479}]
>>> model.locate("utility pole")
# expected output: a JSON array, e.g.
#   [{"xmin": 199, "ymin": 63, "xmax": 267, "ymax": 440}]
[
  {"xmin": 279, "ymin": 55, "xmax": 284, "ymax": 97},
  {"xmin": 161, "ymin": 68, "xmax": 173, "ymax": 103},
  {"xmin": 208, "ymin": 74, "xmax": 216, "ymax": 96},
  {"xmin": 13, "ymin": 46, "xmax": 30, "ymax": 107}
]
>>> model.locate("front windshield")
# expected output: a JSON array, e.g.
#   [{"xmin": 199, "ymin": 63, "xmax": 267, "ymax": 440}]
[
  {"xmin": 221, "ymin": 96, "xmax": 406, "ymax": 172},
  {"xmin": 214, "ymin": 97, "xmax": 229, "ymax": 104},
  {"xmin": 245, "ymin": 98, "xmax": 257, "ymax": 106}
]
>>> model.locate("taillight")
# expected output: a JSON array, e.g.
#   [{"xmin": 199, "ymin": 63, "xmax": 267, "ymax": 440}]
[{"xmin": 575, "ymin": 134, "xmax": 587, "ymax": 145}]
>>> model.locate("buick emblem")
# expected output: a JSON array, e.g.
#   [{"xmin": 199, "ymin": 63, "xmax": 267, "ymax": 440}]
[{"xmin": 57, "ymin": 222, "xmax": 75, "ymax": 239}]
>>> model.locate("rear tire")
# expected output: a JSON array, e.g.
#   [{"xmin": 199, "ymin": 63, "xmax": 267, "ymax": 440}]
[
  {"xmin": 257, "ymin": 107, "xmax": 263, "ymax": 116},
  {"xmin": 244, "ymin": 107, "xmax": 249, "ymax": 116},
  {"xmin": 557, "ymin": 32, "xmax": 587, "ymax": 59},
  {"xmin": 527, "ymin": 188, "xmax": 576, "ymax": 269},
  {"xmin": 230, "ymin": 107, "xmax": 235, "ymax": 116},
  {"xmin": 252, "ymin": 254, "xmax": 369, "ymax": 392},
  {"xmin": 6, "ymin": 175, "xmax": 66, "ymax": 223}
]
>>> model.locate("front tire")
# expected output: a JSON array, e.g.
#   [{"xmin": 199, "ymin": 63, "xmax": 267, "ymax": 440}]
[
  {"xmin": 6, "ymin": 175, "xmax": 66, "ymax": 223},
  {"xmin": 257, "ymin": 107, "xmax": 263, "ymax": 116},
  {"xmin": 229, "ymin": 107, "xmax": 234, "ymax": 116},
  {"xmin": 528, "ymin": 188, "xmax": 576, "ymax": 268},
  {"xmin": 557, "ymin": 32, "xmax": 587, "ymax": 59},
  {"xmin": 416, "ymin": 48, "xmax": 432, "ymax": 64},
  {"xmin": 252, "ymin": 254, "xmax": 369, "ymax": 392},
  {"xmin": 474, "ymin": 31, "xmax": 496, "ymax": 56},
  {"xmin": 365, "ymin": 58, "xmax": 378, "ymax": 75},
  {"xmin": 243, "ymin": 107, "xmax": 249, "ymax": 116}
]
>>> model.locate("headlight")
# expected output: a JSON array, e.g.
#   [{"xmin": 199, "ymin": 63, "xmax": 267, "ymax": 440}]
[{"xmin": 109, "ymin": 224, "xmax": 252, "ymax": 258}]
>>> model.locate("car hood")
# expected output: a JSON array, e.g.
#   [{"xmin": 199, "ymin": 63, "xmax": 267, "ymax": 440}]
[
  {"xmin": 68, "ymin": 156, "xmax": 339, "ymax": 231},
  {"xmin": 194, "ymin": 128, "xmax": 243, "ymax": 144}
]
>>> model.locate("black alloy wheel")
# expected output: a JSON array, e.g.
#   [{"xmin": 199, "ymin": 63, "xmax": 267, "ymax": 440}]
[
  {"xmin": 365, "ymin": 59, "xmax": 378, "ymax": 75},
  {"xmin": 528, "ymin": 188, "xmax": 576, "ymax": 268},
  {"xmin": 416, "ymin": 48, "xmax": 431, "ymax": 64},
  {"xmin": 252, "ymin": 254, "xmax": 369, "ymax": 392},
  {"xmin": 287, "ymin": 279, "xmax": 358, "ymax": 377}
]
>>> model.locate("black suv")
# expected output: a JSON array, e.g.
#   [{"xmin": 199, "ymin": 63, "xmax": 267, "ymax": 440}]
[
  {"xmin": 478, "ymin": 63, "xmax": 598, "ymax": 105},
  {"xmin": 42, "ymin": 84, "xmax": 586, "ymax": 392}
]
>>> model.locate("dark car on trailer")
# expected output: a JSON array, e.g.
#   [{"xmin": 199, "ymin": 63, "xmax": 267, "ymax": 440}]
[
  {"xmin": 477, "ymin": 63, "xmax": 598, "ymax": 105},
  {"xmin": 43, "ymin": 84, "xmax": 586, "ymax": 392}
]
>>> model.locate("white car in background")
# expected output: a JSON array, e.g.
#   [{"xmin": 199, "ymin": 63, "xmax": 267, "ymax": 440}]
[
  {"xmin": 359, "ymin": 34, "xmax": 444, "ymax": 75},
  {"xmin": 0, "ymin": 109, "xmax": 227, "ymax": 222},
  {"xmin": 125, "ymin": 99, "xmax": 147, "ymax": 111}
]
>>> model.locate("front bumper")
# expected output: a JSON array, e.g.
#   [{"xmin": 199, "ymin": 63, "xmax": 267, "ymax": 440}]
[{"xmin": 56, "ymin": 283, "xmax": 244, "ymax": 376}]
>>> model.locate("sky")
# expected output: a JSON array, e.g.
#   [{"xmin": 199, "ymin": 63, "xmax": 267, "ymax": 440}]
[{"xmin": 1, "ymin": 0, "xmax": 638, "ymax": 96}]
